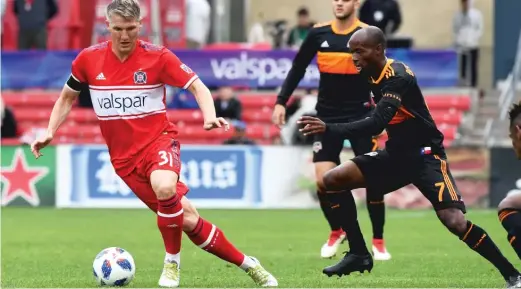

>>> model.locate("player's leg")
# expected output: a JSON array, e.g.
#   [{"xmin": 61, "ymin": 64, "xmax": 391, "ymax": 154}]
[
  {"xmin": 181, "ymin": 196, "xmax": 278, "ymax": 287},
  {"xmin": 322, "ymin": 150, "xmax": 413, "ymax": 277},
  {"xmin": 413, "ymin": 155, "xmax": 521, "ymax": 287},
  {"xmin": 498, "ymin": 195, "xmax": 521, "ymax": 259},
  {"xmin": 312, "ymin": 135, "xmax": 347, "ymax": 258},
  {"xmin": 119, "ymin": 170, "xmax": 183, "ymax": 288},
  {"xmin": 141, "ymin": 138, "xmax": 186, "ymax": 287},
  {"xmin": 350, "ymin": 136, "xmax": 390, "ymax": 261}
]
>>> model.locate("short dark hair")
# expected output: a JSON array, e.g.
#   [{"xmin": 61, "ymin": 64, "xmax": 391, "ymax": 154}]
[
  {"xmin": 297, "ymin": 7, "xmax": 309, "ymax": 16},
  {"xmin": 509, "ymin": 100, "xmax": 521, "ymax": 127}
]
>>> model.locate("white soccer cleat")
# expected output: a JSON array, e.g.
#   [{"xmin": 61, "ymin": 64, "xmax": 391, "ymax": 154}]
[
  {"xmin": 320, "ymin": 230, "xmax": 346, "ymax": 258},
  {"xmin": 372, "ymin": 239, "xmax": 391, "ymax": 261},
  {"xmin": 158, "ymin": 261, "xmax": 180, "ymax": 288},
  {"xmin": 245, "ymin": 257, "xmax": 278, "ymax": 287}
]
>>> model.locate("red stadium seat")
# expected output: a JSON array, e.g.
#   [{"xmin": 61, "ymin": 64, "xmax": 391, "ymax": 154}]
[
  {"xmin": 180, "ymin": 125, "xmax": 234, "ymax": 140},
  {"xmin": 238, "ymin": 95, "xmax": 277, "ymax": 109},
  {"xmin": 430, "ymin": 111, "xmax": 463, "ymax": 126},
  {"xmin": 3, "ymin": 91, "xmax": 58, "ymax": 108},
  {"xmin": 13, "ymin": 108, "xmax": 53, "ymax": 122},
  {"xmin": 68, "ymin": 109, "xmax": 98, "ymax": 123},
  {"xmin": 424, "ymin": 95, "xmax": 471, "ymax": 111},
  {"xmin": 242, "ymin": 109, "xmax": 272, "ymax": 123},
  {"xmin": 1, "ymin": 0, "xmax": 18, "ymax": 50},
  {"xmin": 166, "ymin": 109, "xmax": 203, "ymax": 124},
  {"xmin": 56, "ymin": 124, "xmax": 101, "ymax": 138}
]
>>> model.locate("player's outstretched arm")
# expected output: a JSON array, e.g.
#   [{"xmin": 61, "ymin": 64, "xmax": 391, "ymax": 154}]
[
  {"xmin": 298, "ymin": 93, "xmax": 401, "ymax": 138},
  {"xmin": 187, "ymin": 79, "xmax": 229, "ymax": 131},
  {"xmin": 31, "ymin": 84, "xmax": 80, "ymax": 158},
  {"xmin": 313, "ymin": 75, "xmax": 408, "ymax": 138},
  {"xmin": 273, "ymin": 29, "xmax": 319, "ymax": 126}
]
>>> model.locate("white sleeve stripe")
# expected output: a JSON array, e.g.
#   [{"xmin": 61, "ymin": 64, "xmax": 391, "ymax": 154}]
[
  {"xmin": 182, "ymin": 75, "xmax": 199, "ymax": 90},
  {"xmin": 65, "ymin": 83, "xmax": 81, "ymax": 92},
  {"xmin": 70, "ymin": 73, "xmax": 81, "ymax": 83}
]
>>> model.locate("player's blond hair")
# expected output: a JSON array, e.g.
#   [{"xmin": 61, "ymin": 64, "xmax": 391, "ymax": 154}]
[{"xmin": 106, "ymin": 0, "xmax": 141, "ymax": 21}]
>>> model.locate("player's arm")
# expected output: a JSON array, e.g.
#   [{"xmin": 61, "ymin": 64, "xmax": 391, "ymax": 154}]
[
  {"xmin": 299, "ymin": 76, "xmax": 406, "ymax": 138},
  {"xmin": 276, "ymin": 28, "xmax": 319, "ymax": 107},
  {"xmin": 31, "ymin": 49, "xmax": 87, "ymax": 159},
  {"xmin": 325, "ymin": 94, "xmax": 400, "ymax": 138},
  {"xmin": 31, "ymin": 75, "xmax": 82, "ymax": 158},
  {"xmin": 160, "ymin": 51, "xmax": 228, "ymax": 130},
  {"xmin": 186, "ymin": 79, "xmax": 218, "ymax": 122},
  {"xmin": 47, "ymin": 78, "xmax": 81, "ymax": 136}
]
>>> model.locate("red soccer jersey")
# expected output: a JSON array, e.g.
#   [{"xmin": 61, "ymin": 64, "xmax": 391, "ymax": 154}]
[{"xmin": 71, "ymin": 40, "xmax": 198, "ymax": 176}]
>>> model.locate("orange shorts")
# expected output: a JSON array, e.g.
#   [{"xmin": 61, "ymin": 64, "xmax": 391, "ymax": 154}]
[{"xmin": 119, "ymin": 134, "xmax": 189, "ymax": 212}]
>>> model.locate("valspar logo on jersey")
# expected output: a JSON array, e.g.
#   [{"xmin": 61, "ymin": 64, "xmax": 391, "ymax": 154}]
[
  {"xmin": 97, "ymin": 93, "xmax": 148, "ymax": 113},
  {"xmin": 210, "ymin": 52, "xmax": 320, "ymax": 86},
  {"xmin": 89, "ymin": 84, "xmax": 166, "ymax": 118}
]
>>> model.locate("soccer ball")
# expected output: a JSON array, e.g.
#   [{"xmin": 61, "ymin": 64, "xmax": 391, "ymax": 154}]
[{"xmin": 93, "ymin": 247, "xmax": 136, "ymax": 286}]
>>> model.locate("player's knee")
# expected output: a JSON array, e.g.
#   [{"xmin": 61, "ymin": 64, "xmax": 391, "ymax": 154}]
[
  {"xmin": 437, "ymin": 208, "xmax": 467, "ymax": 234},
  {"xmin": 154, "ymin": 183, "xmax": 177, "ymax": 200},
  {"xmin": 323, "ymin": 170, "xmax": 350, "ymax": 191},
  {"xmin": 316, "ymin": 178, "xmax": 327, "ymax": 194},
  {"xmin": 322, "ymin": 170, "xmax": 339, "ymax": 191},
  {"xmin": 498, "ymin": 196, "xmax": 516, "ymax": 212},
  {"xmin": 181, "ymin": 197, "xmax": 200, "ymax": 232}
]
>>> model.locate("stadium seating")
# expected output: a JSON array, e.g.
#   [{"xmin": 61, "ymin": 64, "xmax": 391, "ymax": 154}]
[
  {"xmin": 2, "ymin": 90, "xmax": 470, "ymax": 147},
  {"xmin": 1, "ymin": 0, "xmax": 84, "ymax": 50}
]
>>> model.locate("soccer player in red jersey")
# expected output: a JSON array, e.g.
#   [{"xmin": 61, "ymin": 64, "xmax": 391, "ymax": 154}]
[
  {"xmin": 498, "ymin": 101, "xmax": 521, "ymax": 261},
  {"xmin": 30, "ymin": 0, "xmax": 277, "ymax": 287}
]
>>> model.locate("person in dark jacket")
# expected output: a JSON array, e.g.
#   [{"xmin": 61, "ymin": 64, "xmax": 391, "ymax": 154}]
[
  {"xmin": 286, "ymin": 7, "xmax": 314, "ymax": 49},
  {"xmin": 14, "ymin": 0, "xmax": 58, "ymax": 49},
  {"xmin": 359, "ymin": 0, "xmax": 401, "ymax": 36},
  {"xmin": 1, "ymin": 98, "xmax": 18, "ymax": 138},
  {"xmin": 214, "ymin": 86, "xmax": 242, "ymax": 121},
  {"xmin": 223, "ymin": 121, "xmax": 256, "ymax": 145}
]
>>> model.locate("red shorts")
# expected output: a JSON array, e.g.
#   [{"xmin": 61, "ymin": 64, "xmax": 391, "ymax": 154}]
[{"xmin": 118, "ymin": 134, "xmax": 189, "ymax": 212}]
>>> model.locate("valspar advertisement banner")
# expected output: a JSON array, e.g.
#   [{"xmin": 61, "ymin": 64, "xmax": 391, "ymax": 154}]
[
  {"xmin": 260, "ymin": 146, "xmax": 490, "ymax": 209},
  {"xmin": 56, "ymin": 145, "xmax": 262, "ymax": 208},
  {"xmin": 1, "ymin": 49, "xmax": 457, "ymax": 90},
  {"xmin": 56, "ymin": 145, "xmax": 489, "ymax": 209}
]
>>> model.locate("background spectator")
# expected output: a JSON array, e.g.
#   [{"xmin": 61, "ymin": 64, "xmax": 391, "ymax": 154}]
[
  {"xmin": 1, "ymin": 97, "xmax": 18, "ymax": 138},
  {"xmin": 453, "ymin": 0, "xmax": 483, "ymax": 88},
  {"xmin": 223, "ymin": 120, "xmax": 255, "ymax": 145},
  {"xmin": 286, "ymin": 7, "xmax": 314, "ymax": 49},
  {"xmin": 1, "ymin": 0, "xmax": 6, "ymax": 19},
  {"xmin": 185, "ymin": 0, "xmax": 210, "ymax": 49},
  {"xmin": 214, "ymin": 86, "xmax": 242, "ymax": 121},
  {"xmin": 359, "ymin": 0, "xmax": 402, "ymax": 36},
  {"xmin": 266, "ymin": 19, "xmax": 287, "ymax": 49},
  {"xmin": 248, "ymin": 12, "xmax": 267, "ymax": 44},
  {"xmin": 167, "ymin": 86, "xmax": 199, "ymax": 109},
  {"xmin": 13, "ymin": 0, "xmax": 58, "ymax": 50}
]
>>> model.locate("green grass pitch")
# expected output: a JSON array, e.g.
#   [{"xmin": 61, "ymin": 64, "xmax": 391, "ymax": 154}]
[{"xmin": 2, "ymin": 208, "xmax": 519, "ymax": 288}]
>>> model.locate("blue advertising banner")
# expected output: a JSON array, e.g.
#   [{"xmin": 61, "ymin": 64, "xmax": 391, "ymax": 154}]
[
  {"xmin": 2, "ymin": 49, "xmax": 458, "ymax": 90},
  {"xmin": 59, "ymin": 145, "xmax": 262, "ymax": 208}
]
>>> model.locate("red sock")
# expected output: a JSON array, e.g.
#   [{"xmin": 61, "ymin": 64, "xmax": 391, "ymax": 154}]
[
  {"xmin": 157, "ymin": 194, "xmax": 184, "ymax": 255},
  {"xmin": 187, "ymin": 218, "xmax": 245, "ymax": 266}
]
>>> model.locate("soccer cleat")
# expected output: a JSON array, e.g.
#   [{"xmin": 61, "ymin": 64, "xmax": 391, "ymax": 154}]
[
  {"xmin": 323, "ymin": 251, "xmax": 373, "ymax": 277},
  {"xmin": 245, "ymin": 256, "xmax": 278, "ymax": 287},
  {"xmin": 320, "ymin": 229, "xmax": 346, "ymax": 258},
  {"xmin": 506, "ymin": 275, "xmax": 521, "ymax": 288},
  {"xmin": 158, "ymin": 261, "xmax": 180, "ymax": 288},
  {"xmin": 372, "ymin": 238, "xmax": 391, "ymax": 261}
]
